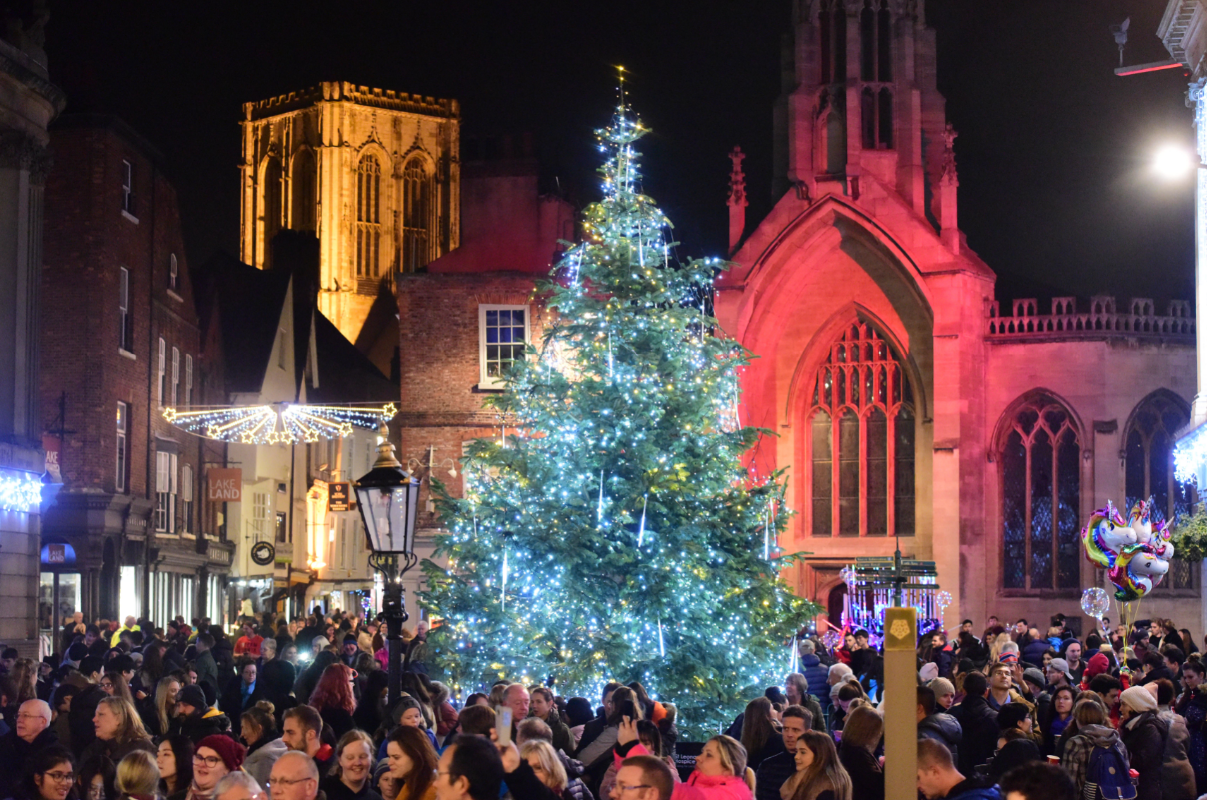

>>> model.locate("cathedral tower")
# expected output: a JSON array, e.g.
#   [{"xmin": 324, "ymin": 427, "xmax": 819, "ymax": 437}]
[{"xmin": 240, "ymin": 83, "xmax": 460, "ymax": 372}]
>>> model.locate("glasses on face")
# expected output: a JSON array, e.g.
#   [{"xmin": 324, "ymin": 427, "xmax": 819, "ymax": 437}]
[
  {"xmin": 43, "ymin": 772, "xmax": 74, "ymax": 783},
  {"xmin": 269, "ymin": 777, "xmax": 313, "ymax": 790},
  {"xmin": 17, "ymin": 712, "xmax": 45, "ymax": 720},
  {"xmin": 193, "ymin": 755, "xmax": 223, "ymax": 768}
]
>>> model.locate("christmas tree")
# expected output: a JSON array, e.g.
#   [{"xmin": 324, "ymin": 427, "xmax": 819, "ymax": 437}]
[{"xmin": 421, "ymin": 88, "xmax": 817, "ymax": 736}]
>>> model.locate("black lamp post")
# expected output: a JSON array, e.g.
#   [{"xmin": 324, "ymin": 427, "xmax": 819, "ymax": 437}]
[{"xmin": 354, "ymin": 423, "xmax": 420, "ymax": 707}]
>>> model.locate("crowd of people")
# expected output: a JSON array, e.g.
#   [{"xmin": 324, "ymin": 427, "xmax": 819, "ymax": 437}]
[{"xmin": 0, "ymin": 609, "xmax": 1203, "ymax": 800}]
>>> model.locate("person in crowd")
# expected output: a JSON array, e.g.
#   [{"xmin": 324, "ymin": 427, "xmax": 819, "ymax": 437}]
[
  {"xmin": 917, "ymin": 686, "xmax": 961, "ymax": 767},
  {"xmin": 191, "ymin": 636, "xmax": 218, "ymax": 703},
  {"xmin": 76, "ymin": 755, "xmax": 116, "ymax": 800},
  {"xmin": 1059, "ymin": 698, "xmax": 1128, "ymax": 800},
  {"xmin": 563, "ymin": 699, "xmax": 594, "ymax": 750},
  {"xmin": 18, "ymin": 746, "xmax": 77, "ymax": 800},
  {"xmin": 234, "ymin": 624, "xmax": 264, "ymax": 660},
  {"xmin": 1119, "ymin": 686, "xmax": 1172, "ymax": 800},
  {"xmin": 0, "ymin": 699, "xmax": 58, "ymax": 795},
  {"xmin": 353, "ymin": 672, "xmax": 389, "ymax": 739},
  {"xmin": 951, "ymin": 672, "xmax": 997, "ymax": 776},
  {"xmin": 239, "ymin": 703, "xmax": 287, "ymax": 791},
  {"xmin": 529, "ymin": 686, "xmax": 574, "ymax": 756},
  {"xmin": 190, "ymin": 735, "xmax": 246, "ymax": 800},
  {"xmin": 915, "ymin": 739, "xmax": 999, "ymax": 800},
  {"xmin": 115, "ymin": 750, "xmax": 159, "ymax": 800},
  {"xmin": 281, "ymin": 705, "xmax": 333, "ymax": 776},
  {"xmin": 1020, "ymin": 670, "xmax": 1049, "ymax": 724},
  {"xmin": 739, "ymin": 697, "xmax": 783, "ymax": 771},
  {"xmin": 796, "ymin": 642, "xmax": 830, "ymax": 715},
  {"xmin": 576, "ymin": 686, "xmax": 639, "ymax": 774},
  {"xmin": 1176, "ymin": 659, "xmax": 1207, "ymax": 793},
  {"xmin": 82, "ymin": 697, "xmax": 154, "ymax": 764},
  {"xmin": 144, "ymin": 676, "xmax": 182, "ymax": 739},
  {"xmin": 255, "ymin": 661, "xmax": 297, "ymax": 730},
  {"xmin": 836, "ymin": 705, "xmax": 882, "ymax": 800},
  {"xmin": 1040, "ymin": 685, "xmax": 1075, "ymax": 757},
  {"xmin": 601, "ymin": 719, "xmax": 676, "ymax": 799},
  {"xmin": 213, "ymin": 772, "xmax": 266, "ymax": 800},
  {"xmin": 429, "ymin": 682, "xmax": 459, "ymax": 741},
  {"xmin": 156, "ymin": 736, "xmax": 193, "ymax": 800},
  {"xmin": 1046, "ymin": 660, "xmax": 1074, "ymax": 692},
  {"xmin": 997, "ymin": 762, "xmax": 1076, "ymax": 800},
  {"xmin": 755, "ymin": 706, "xmax": 810, "ymax": 800},
  {"xmin": 521, "ymin": 739, "xmax": 592, "ymax": 800},
  {"xmin": 783, "ymin": 730, "xmax": 850, "ymax": 800},
  {"xmin": 986, "ymin": 705, "xmax": 1041, "ymax": 781},
  {"xmin": 308, "ymin": 663, "xmax": 356, "ymax": 741},
  {"xmin": 827, "ymin": 680, "xmax": 865, "ymax": 737},
  {"xmin": 171, "ymin": 685, "xmax": 231, "ymax": 744},
  {"xmin": 387, "ymin": 696, "xmax": 439, "ymax": 751},
  {"xmin": 321, "ymin": 730, "xmax": 381, "ymax": 800},
  {"xmin": 384, "ymin": 725, "xmax": 438, "ymax": 800},
  {"xmin": 433, "ymin": 734, "xmax": 504, "ymax": 800},
  {"xmin": 1145, "ymin": 680, "xmax": 1196, "ymax": 800},
  {"xmin": 220, "ymin": 659, "xmax": 264, "ymax": 730},
  {"xmin": 928, "ymin": 679, "xmax": 956, "ymax": 712},
  {"xmin": 267, "ymin": 751, "xmax": 319, "ymax": 800},
  {"xmin": 99, "ymin": 673, "xmax": 134, "ymax": 706},
  {"xmin": 1060, "ymin": 642, "xmax": 1084, "ymax": 684},
  {"xmin": 782, "ymin": 675, "xmax": 825, "ymax": 734}
]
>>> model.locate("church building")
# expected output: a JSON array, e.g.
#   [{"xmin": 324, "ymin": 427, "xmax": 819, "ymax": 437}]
[{"xmin": 391, "ymin": 0, "xmax": 1204, "ymax": 636}]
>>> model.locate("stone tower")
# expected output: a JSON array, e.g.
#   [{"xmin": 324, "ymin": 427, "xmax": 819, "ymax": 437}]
[{"xmin": 240, "ymin": 82, "xmax": 460, "ymax": 373}]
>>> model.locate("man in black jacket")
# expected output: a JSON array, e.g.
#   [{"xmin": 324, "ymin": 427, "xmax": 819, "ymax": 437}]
[
  {"xmin": 574, "ymin": 681, "xmax": 620, "ymax": 756},
  {"xmin": 917, "ymin": 685, "xmax": 962, "ymax": 769},
  {"xmin": 755, "ymin": 706, "xmax": 811, "ymax": 800},
  {"xmin": 173, "ymin": 684, "xmax": 233, "ymax": 744},
  {"xmin": 950, "ymin": 671, "xmax": 998, "ymax": 776}
]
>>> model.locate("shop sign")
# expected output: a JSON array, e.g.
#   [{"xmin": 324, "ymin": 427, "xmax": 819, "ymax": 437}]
[
  {"xmin": 208, "ymin": 468, "xmax": 242, "ymax": 502},
  {"xmin": 328, "ymin": 482, "xmax": 354, "ymax": 512}
]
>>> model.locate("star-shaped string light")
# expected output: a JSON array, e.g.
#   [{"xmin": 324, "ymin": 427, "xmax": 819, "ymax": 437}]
[{"xmin": 163, "ymin": 402, "xmax": 397, "ymax": 444}]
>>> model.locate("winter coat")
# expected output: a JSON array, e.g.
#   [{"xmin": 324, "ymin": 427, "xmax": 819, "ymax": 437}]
[
  {"xmin": 943, "ymin": 778, "xmax": 1002, "ymax": 800},
  {"xmin": 745, "ymin": 733, "xmax": 784, "ymax": 772},
  {"xmin": 986, "ymin": 738, "xmax": 1042, "ymax": 780},
  {"xmin": 0, "ymin": 726, "xmax": 59, "ymax": 797},
  {"xmin": 536, "ymin": 707, "xmax": 576, "ymax": 756},
  {"xmin": 1062, "ymin": 723, "xmax": 1130, "ymax": 798},
  {"xmin": 1156, "ymin": 710, "xmax": 1196, "ymax": 800},
  {"xmin": 80, "ymin": 735, "xmax": 156, "ymax": 765},
  {"xmin": 1023, "ymin": 639, "xmax": 1052, "ymax": 666},
  {"xmin": 193, "ymin": 650, "xmax": 219, "ymax": 699},
  {"xmin": 1122, "ymin": 711, "xmax": 1169, "ymax": 800},
  {"xmin": 620, "ymin": 742, "xmax": 751, "ymax": 800},
  {"xmin": 244, "ymin": 736, "xmax": 289, "ymax": 790},
  {"xmin": 951, "ymin": 695, "xmax": 999, "ymax": 776},
  {"xmin": 799, "ymin": 655, "xmax": 830, "ymax": 709},
  {"xmin": 917, "ymin": 712, "xmax": 962, "ymax": 767},
  {"xmin": 320, "ymin": 775, "xmax": 384, "ymax": 800},
  {"xmin": 754, "ymin": 750, "xmax": 795, "ymax": 800},
  {"xmin": 171, "ymin": 706, "xmax": 233, "ymax": 744},
  {"xmin": 219, "ymin": 676, "xmax": 268, "ymax": 729},
  {"xmin": 838, "ymin": 744, "xmax": 884, "ymax": 800}
]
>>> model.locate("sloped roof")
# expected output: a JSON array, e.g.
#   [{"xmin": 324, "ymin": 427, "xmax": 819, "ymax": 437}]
[{"xmin": 309, "ymin": 312, "xmax": 397, "ymax": 404}]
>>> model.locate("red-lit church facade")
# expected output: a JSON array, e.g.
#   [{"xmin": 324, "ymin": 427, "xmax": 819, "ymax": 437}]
[{"xmin": 397, "ymin": 1, "xmax": 1202, "ymax": 634}]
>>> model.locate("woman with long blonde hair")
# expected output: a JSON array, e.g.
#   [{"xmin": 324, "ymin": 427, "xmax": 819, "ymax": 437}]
[{"xmin": 83, "ymin": 696, "xmax": 155, "ymax": 763}]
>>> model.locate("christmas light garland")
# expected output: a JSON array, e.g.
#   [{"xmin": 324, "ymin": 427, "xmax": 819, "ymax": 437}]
[
  {"xmin": 0, "ymin": 468, "xmax": 42, "ymax": 512},
  {"xmin": 163, "ymin": 402, "xmax": 397, "ymax": 444}
]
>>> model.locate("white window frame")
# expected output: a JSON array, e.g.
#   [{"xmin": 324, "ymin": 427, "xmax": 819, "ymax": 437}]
[
  {"xmin": 116, "ymin": 402, "xmax": 128, "ymax": 493},
  {"xmin": 118, "ymin": 267, "xmax": 131, "ymax": 353},
  {"xmin": 181, "ymin": 464, "xmax": 194, "ymax": 535},
  {"xmin": 171, "ymin": 346, "xmax": 180, "ymax": 406},
  {"xmin": 155, "ymin": 450, "xmax": 178, "ymax": 532},
  {"xmin": 157, "ymin": 337, "xmax": 166, "ymax": 406},
  {"xmin": 253, "ymin": 492, "xmax": 269, "ymax": 541},
  {"xmin": 185, "ymin": 355, "xmax": 193, "ymax": 406},
  {"xmin": 169, "ymin": 253, "xmax": 178, "ymax": 291},
  {"xmin": 121, "ymin": 159, "xmax": 136, "ymax": 220},
  {"xmin": 478, "ymin": 304, "xmax": 530, "ymax": 389}
]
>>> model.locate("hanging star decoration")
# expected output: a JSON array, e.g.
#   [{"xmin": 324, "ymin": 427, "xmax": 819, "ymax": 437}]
[{"xmin": 163, "ymin": 402, "xmax": 397, "ymax": 444}]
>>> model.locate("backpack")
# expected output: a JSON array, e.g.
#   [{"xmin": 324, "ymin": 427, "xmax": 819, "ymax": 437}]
[{"xmin": 1084, "ymin": 743, "xmax": 1137, "ymax": 800}]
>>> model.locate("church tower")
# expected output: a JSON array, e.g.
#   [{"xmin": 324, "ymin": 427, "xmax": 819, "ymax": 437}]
[
  {"xmin": 772, "ymin": 0, "xmax": 958, "ymax": 246},
  {"xmin": 239, "ymin": 83, "xmax": 460, "ymax": 373}
]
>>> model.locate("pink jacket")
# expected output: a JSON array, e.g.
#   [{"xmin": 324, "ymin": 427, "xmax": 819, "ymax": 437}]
[{"xmin": 617, "ymin": 744, "xmax": 753, "ymax": 800}]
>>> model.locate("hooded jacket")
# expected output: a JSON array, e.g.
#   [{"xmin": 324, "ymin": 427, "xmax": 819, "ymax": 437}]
[
  {"xmin": 1155, "ymin": 709, "xmax": 1196, "ymax": 800},
  {"xmin": 951, "ymin": 695, "xmax": 998, "ymax": 776},
  {"xmin": 244, "ymin": 736, "xmax": 290, "ymax": 790},
  {"xmin": 172, "ymin": 706, "xmax": 232, "ymax": 744},
  {"xmin": 1061, "ymin": 723, "xmax": 1130, "ymax": 796},
  {"xmin": 1122, "ymin": 710, "xmax": 1170, "ymax": 800},
  {"xmin": 917, "ymin": 712, "xmax": 962, "ymax": 767},
  {"xmin": 799, "ymin": 654, "xmax": 830, "ymax": 709}
]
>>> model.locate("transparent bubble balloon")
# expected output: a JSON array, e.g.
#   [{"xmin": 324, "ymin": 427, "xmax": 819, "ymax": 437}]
[
  {"xmin": 1081, "ymin": 587, "xmax": 1111, "ymax": 619},
  {"xmin": 936, "ymin": 590, "xmax": 952, "ymax": 611}
]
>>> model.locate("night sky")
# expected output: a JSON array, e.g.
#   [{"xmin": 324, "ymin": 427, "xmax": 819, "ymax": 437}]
[{"xmin": 45, "ymin": 1, "xmax": 1197, "ymax": 308}]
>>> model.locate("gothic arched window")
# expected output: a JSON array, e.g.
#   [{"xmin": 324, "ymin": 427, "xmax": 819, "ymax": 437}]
[
  {"xmin": 818, "ymin": 1, "xmax": 847, "ymax": 85},
  {"xmin": 401, "ymin": 157, "xmax": 431, "ymax": 273},
  {"xmin": 807, "ymin": 322, "xmax": 914, "ymax": 537},
  {"xmin": 356, "ymin": 154, "xmax": 382, "ymax": 280},
  {"xmin": 291, "ymin": 149, "xmax": 316, "ymax": 232},
  {"xmin": 999, "ymin": 394, "xmax": 1080, "ymax": 590},
  {"xmin": 261, "ymin": 158, "xmax": 282, "ymax": 268},
  {"xmin": 1125, "ymin": 392, "xmax": 1195, "ymax": 591}
]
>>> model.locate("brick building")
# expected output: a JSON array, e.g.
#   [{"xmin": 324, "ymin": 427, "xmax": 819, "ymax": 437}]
[
  {"xmin": 41, "ymin": 116, "xmax": 233, "ymax": 627},
  {"xmin": 396, "ymin": 4, "xmax": 1203, "ymax": 635}
]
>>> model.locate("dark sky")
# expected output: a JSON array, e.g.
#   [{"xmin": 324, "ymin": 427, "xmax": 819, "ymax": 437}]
[{"xmin": 45, "ymin": 0, "xmax": 1196, "ymax": 307}]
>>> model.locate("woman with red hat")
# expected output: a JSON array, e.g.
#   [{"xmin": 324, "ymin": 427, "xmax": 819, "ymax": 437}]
[{"xmin": 188, "ymin": 735, "xmax": 246, "ymax": 800}]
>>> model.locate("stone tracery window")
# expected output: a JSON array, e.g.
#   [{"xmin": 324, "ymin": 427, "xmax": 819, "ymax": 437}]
[
  {"xmin": 291, "ymin": 149, "xmax": 316, "ymax": 231},
  {"xmin": 999, "ymin": 394, "xmax": 1080, "ymax": 591},
  {"xmin": 401, "ymin": 157, "xmax": 431, "ymax": 273},
  {"xmin": 261, "ymin": 158, "xmax": 282, "ymax": 269},
  {"xmin": 356, "ymin": 154, "xmax": 382, "ymax": 281},
  {"xmin": 807, "ymin": 322, "xmax": 914, "ymax": 537},
  {"xmin": 1125, "ymin": 392, "xmax": 1196, "ymax": 592}
]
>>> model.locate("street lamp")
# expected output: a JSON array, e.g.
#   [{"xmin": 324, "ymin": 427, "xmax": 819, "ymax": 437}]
[
  {"xmin": 355, "ymin": 423, "xmax": 420, "ymax": 707},
  {"xmin": 1154, "ymin": 144, "xmax": 1193, "ymax": 180}
]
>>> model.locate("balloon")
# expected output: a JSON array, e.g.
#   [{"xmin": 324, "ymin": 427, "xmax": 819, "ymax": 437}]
[
  {"xmin": 840, "ymin": 566, "xmax": 855, "ymax": 587},
  {"xmin": 936, "ymin": 590, "xmax": 952, "ymax": 611},
  {"xmin": 1084, "ymin": 498, "xmax": 1174, "ymax": 601},
  {"xmin": 820, "ymin": 629, "xmax": 843, "ymax": 651},
  {"xmin": 1081, "ymin": 501, "xmax": 1136, "ymax": 569},
  {"xmin": 1109, "ymin": 544, "xmax": 1170, "ymax": 601},
  {"xmin": 1080, "ymin": 587, "xmax": 1110, "ymax": 619}
]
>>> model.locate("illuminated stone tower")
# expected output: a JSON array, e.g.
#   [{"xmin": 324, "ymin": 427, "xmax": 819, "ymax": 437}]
[{"xmin": 240, "ymin": 82, "xmax": 460, "ymax": 372}]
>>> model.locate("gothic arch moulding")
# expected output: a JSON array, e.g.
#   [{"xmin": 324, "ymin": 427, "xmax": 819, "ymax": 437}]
[
  {"xmin": 1121, "ymin": 388, "xmax": 1189, "ymax": 449},
  {"xmin": 990, "ymin": 388, "xmax": 1086, "ymax": 456}
]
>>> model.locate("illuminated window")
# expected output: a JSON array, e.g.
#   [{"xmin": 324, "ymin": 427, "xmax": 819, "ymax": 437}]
[
  {"xmin": 181, "ymin": 464, "xmax": 194, "ymax": 535},
  {"xmin": 402, "ymin": 157, "xmax": 431, "ymax": 273},
  {"xmin": 999, "ymin": 394, "xmax": 1080, "ymax": 591},
  {"xmin": 356, "ymin": 154, "xmax": 382, "ymax": 280},
  {"xmin": 171, "ymin": 347, "xmax": 179, "ymax": 406},
  {"xmin": 479, "ymin": 305, "xmax": 529, "ymax": 389},
  {"xmin": 157, "ymin": 337, "xmax": 166, "ymax": 407},
  {"xmin": 806, "ymin": 322, "xmax": 914, "ymax": 537},
  {"xmin": 1125, "ymin": 392, "xmax": 1196, "ymax": 592},
  {"xmin": 156, "ymin": 450, "xmax": 178, "ymax": 533}
]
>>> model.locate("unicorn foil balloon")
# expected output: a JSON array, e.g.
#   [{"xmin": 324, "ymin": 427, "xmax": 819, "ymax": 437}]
[
  {"xmin": 1081, "ymin": 501, "xmax": 1137, "ymax": 569},
  {"xmin": 1109, "ymin": 546, "xmax": 1171, "ymax": 601},
  {"xmin": 1127, "ymin": 498, "xmax": 1155, "ymax": 545}
]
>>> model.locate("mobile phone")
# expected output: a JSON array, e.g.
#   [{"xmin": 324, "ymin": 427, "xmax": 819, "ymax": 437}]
[{"xmin": 496, "ymin": 707, "xmax": 513, "ymax": 745}]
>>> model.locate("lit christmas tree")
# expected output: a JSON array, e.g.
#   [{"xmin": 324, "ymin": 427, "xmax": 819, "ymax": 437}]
[{"xmin": 421, "ymin": 86, "xmax": 817, "ymax": 735}]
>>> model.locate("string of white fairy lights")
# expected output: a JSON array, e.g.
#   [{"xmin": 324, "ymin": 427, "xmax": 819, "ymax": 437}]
[{"xmin": 163, "ymin": 402, "xmax": 397, "ymax": 444}]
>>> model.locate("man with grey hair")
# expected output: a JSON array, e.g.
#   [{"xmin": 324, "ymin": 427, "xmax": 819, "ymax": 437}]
[
  {"xmin": 0, "ymin": 699, "xmax": 57, "ymax": 796},
  {"xmin": 215, "ymin": 772, "xmax": 266, "ymax": 800},
  {"xmin": 269, "ymin": 750, "xmax": 319, "ymax": 800},
  {"xmin": 796, "ymin": 639, "xmax": 830, "ymax": 716}
]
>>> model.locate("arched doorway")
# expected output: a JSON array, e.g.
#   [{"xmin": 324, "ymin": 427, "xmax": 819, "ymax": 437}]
[{"xmin": 827, "ymin": 583, "xmax": 847, "ymax": 627}]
